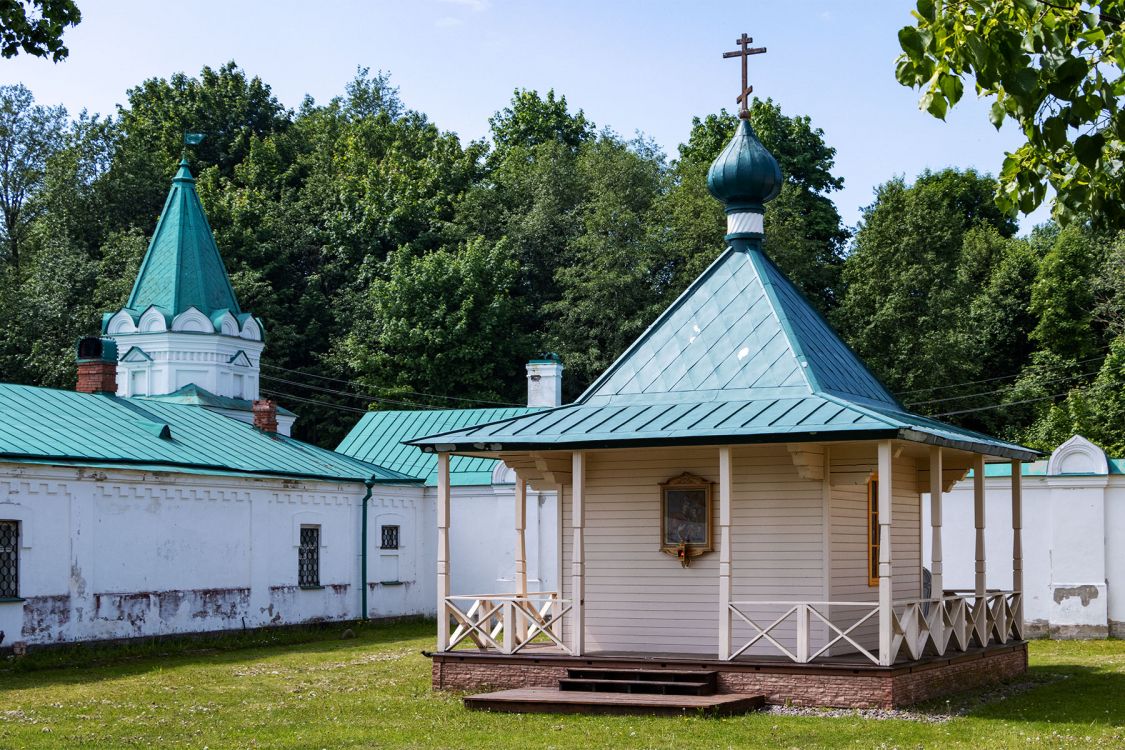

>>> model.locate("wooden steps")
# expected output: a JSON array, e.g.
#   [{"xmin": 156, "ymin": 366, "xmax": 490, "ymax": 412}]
[
  {"xmin": 464, "ymin": 687, "xmax": 765, "ymax": 716},
  {"xmin": 464, "ymin": 667, "xmax": 764, "ymax": 716}
]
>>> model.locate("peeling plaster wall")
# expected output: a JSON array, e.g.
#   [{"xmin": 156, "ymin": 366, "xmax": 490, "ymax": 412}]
[
  {"xmin": 0, "ymin": 464, "xmax": 434, "ymax": 646},
  {"xmin": 924, "ymin": 465, "xmax": 1123, "ymax": 639}
]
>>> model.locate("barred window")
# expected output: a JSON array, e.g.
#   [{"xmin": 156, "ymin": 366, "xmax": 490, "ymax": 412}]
[
  {"xmin": 380, "ymin": 524, "xmax": 400, "ymax": 550},
  {"xmin": 0, "ymin": 521, "xmax": 18, "ymax": 599},
  {"xmin": 298, "ymin": 525, "xmax": 320, "ymax": 587},
  {"xmin": 867, "ymin": 476, "xmax": 880, "ymax": 587}
]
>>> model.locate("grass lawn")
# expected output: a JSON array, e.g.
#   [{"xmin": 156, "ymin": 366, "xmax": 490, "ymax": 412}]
[{"xmin": 1, "ymin": 620, "xmax": 1122, "ymax": 749}]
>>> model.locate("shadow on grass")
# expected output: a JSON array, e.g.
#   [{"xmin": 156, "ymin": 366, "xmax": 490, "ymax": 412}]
[{"xmin": 0, "ymin": 617, "xmax": 436, "ymax": 693}]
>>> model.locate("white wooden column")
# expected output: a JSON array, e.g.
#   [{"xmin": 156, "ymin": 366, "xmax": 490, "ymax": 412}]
[
  {"xmin": 973, "ymin": 454, "xmax": 987, "ymax": 599},
  {"xmin": 1011, "ymin": 459, "xmax": 1023, "ymax": 634},
  {"xmin": 877, "ymin": 440, "xmax": 894, "ymax": 666},
  {"xmin": 718, "ymin": 446, "xmax": 733, "ymax": 660},
  {"xmin": 929, "ymin": 446, "xmax": 943, "ymax": 599},
  {"xmin": 436, "ymin": 452, "xmax": 451, "ymax": 651},
  {"xmin": 514, "ymin": 476, "xmax": 528, "ymax": 596},
  {"xmin": 570, "ymin": 451, "xmax": 586, "ymax": 656}
]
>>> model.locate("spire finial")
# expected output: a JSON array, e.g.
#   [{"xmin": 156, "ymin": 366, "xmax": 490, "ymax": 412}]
[{"xmin": 722, "ymin": 33, "xmax": 767, "ymax": 119}]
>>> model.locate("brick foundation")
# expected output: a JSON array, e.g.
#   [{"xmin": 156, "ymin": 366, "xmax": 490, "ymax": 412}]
[{"xmin": 431, "ymin": 642, "xmax": 1028, "ymax": 708}]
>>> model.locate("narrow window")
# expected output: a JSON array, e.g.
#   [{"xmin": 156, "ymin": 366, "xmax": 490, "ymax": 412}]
[
  {"xmin": 0, "ymin": 521, "xmax": 18, "ymax": 599},
  {"xmin": 298, "ymin": 525, "xmax": 320, "ymax": 587},
  {"xmin": 867, "ymin": 476, "xmax": 879, "ymax": 587},
  {"xmin": 380, "ymin": 524, "xmax": 400, "ymax": 550}
]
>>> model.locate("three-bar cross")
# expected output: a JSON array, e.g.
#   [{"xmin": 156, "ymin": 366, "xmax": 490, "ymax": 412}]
[{"xmin": 723, "ymin": 33, "xmax": 766, "ymax": 119}]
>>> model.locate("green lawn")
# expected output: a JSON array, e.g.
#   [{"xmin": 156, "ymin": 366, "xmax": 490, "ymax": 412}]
[{"xmin": 1, "ymin": 620, "xmax": 1122, "ymax": 749}]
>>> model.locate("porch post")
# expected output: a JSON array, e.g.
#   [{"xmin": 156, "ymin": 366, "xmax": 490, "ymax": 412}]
[
  {"xmin": 973, "ymin": 454, "xmax": 986, "ymax": 599},
  {"xmin": 877, "ymin": 440, "xmax": 894, "ymax": 666},
  {"xmin": 514, "ymin": 476, "xmax": 528, "ymax": 596},
  {"xmin": 436, "ymin": 452, "xmax": 451, "ymax": 651},
  {"xmin": 929, "ymin": 446, "xmax": 943, "ymax": 599},
  {"xmin": 1011, "ymin": 459, "xmax": 1023, "ymax": 631},
  {"xmin": 718, "ymin": 446, "xmax": 733, "ymax": 660},
  {"xmin": 571, "ymin": 451, "xmax": 586, "ymax": 656}
]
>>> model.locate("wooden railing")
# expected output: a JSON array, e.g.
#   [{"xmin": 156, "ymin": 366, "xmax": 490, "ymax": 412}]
[
  {"xmin": 728, "ymin": 591, "xmax": 1022, "ymax": 665},
  {"xmin": 442, "ymin": 592, "xmax": 571, "ymax": 655}
]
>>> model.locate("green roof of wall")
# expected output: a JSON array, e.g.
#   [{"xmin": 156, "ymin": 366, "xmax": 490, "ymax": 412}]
[
  {"xmin": 122, "ymin": 160, "xmax": 241, "ymax": 319},
  {"xmin": 0, "ymin": 382, "xmax": 416, "ymax": 483},
  {"xmin": 337, "ymin": 408, "xmax": 539, "ymax": 486},
  {"xmin": 408, "ymin": 246, "xmax": 1038, "ymax": 461},
  {"xmin": 139, "ymin": 383, "xmax": 296, "ymax": 416}
]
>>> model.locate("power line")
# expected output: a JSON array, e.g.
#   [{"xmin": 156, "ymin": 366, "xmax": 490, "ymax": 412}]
[
  {"xmin": 259, "ymin": 388, "xmax": 372, "ymax": 415},
  {"xmin": 260, "ymin": 362, "xmax": 524, "ymax": 407},
  {"xmin": 893, "ymin": 347, "xmax": 1112, "ymax": 397},
  {"xmin": 930, "ymin": 377, "xmax": 1124, "ymax": 417},
  {"xmin": 904, "ymin": 369, "xmax": 1101, "ymax": 408},
  {"xmin": 260, "ymin": 373, "xmax": 444, "ymax": 410}
]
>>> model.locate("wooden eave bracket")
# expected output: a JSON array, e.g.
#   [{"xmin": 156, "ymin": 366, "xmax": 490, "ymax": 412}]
[{"xmin": 787, "ymin": 443, "xmax": 825, "ymax": 481}]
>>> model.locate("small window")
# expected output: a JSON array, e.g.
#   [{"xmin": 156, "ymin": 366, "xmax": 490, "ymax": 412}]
[
  {"xmin": 380, "ymin": 524, "xmax": 400, "ymax": 550},
  {"xmin": 0, "ymin": 521, "xmax": 18, "ymax": 599},
  {"xmin": 867, "ymin": 476, "xmax": 880, "ymax": 587},
  {"xmin": 298, "ymin": 525, "xmax": 320, "ymax": 587}
]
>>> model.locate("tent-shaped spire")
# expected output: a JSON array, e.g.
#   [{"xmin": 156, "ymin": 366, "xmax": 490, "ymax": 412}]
[
  {"xmin": 125, "ymin": 159, "xmax": 241, "ymax": 318},
  {"xmin": 407, "ymin": 109, "xmax": 1036, "ymax": 461}
]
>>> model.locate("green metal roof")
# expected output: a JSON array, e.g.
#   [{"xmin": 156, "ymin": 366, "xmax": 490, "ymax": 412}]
[
  {"xmin": 337, "ymin": 407, "xmax": 539, "ymax": 486},
  {"xmin": 0, "ymin": 382, "xmax": 417, "ymax": 483},
  {"xmin": 120, "ymin": 159, "xmax": 241, "ymax": 320},
  {"xmin": 408, "ymin": 245, "xmax": 1037, "ymax": 461},
  {"xmin": 139, "ymin": 383, "xmax": 296, "ymax": 417}
]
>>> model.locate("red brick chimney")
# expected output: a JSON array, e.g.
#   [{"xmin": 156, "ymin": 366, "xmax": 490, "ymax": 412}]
[
  {"xmin": 252, "ymin": 399, "xmax": 279, "ymax": 433},
  {"xmin": 76, "ymin": 337, "xmax": 119, "ymax": 394}
]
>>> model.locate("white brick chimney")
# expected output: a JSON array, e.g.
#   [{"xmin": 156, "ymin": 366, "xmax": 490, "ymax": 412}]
[{"xmin": 526, "ymin": 356, "xmax": 563, "ymax": 408}]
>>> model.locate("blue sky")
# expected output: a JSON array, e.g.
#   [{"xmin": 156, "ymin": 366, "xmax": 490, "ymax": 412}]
[{"xmin": 2, "ymin": 0, "xmax": 1051, "ymax": 231}]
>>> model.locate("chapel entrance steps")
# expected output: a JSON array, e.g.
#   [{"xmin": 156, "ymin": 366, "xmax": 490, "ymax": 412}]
[{"xmin": 463, "ymin": 667, "xmax": 765, "ymax": 716}]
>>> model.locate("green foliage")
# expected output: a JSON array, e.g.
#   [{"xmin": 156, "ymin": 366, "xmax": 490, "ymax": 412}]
[
  {"xmin": 333, "ymin": 237, "xmax": 530, "ymax": 404},
  {"xmin": 836, "ymin": 169, "xmax": 1021, "ymax": 427},
  {"xmin": 896, "ymin": 0, "xmax": 1125, "ymax": 226},
  {"xmin": 1029, "ymin": 224, "xmax": 1101, "ymax": 361},
  {"xmin": 0, "ymin": 83, "xmax": 68, "ymax": 267},
  {"xmin": 487, "ymin": 88, "xmax": 593, "ymax": 155},
  {"xmin": 0, "ymin": 0, "xmax": 79, "ymax": 61}
]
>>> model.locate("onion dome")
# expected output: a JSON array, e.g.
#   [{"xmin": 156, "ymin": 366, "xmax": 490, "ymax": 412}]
[{"xmin": 706, "ymin": 118, "xmax": 781, "ymax": 214}]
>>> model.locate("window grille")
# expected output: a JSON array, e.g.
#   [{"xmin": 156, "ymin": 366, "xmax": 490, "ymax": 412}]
[
  {"xmin": 380, "ymin": 524, "xmax": 400, "ymax": 550},
  {"xmin": 0, "ymin": 521, "xmax": 18, "ymax": 599},
  {"xmin": 298, "ymin": 526, "xmax": 320, "ymax": 587}
]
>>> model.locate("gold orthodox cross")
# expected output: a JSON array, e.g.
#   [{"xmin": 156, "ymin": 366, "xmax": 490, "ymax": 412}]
[{"xmin": 723, "ymin": 33, "xmax": 767, "ymax": 118}]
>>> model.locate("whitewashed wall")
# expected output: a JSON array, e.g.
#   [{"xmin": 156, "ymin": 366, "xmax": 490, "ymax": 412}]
[
  {"xmin": 924, "ymin": 437, "xmax": 1125, "ymax": 638},
  {"xmin": 0, "ymin": 463, "xmax": 433, "ymax": 647}
]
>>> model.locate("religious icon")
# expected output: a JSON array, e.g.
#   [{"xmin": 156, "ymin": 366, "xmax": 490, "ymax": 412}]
[{"xmin": 660, "ymin": 473, "xmax": 713, "ymax": 564}]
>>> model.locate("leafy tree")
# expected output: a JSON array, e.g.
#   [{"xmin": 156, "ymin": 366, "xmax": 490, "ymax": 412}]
[
  {"xmin": 0, "ymin": 0, "xmax": 80, "ymax": 61},
  {"xmin": 896, "ymin": 0, "xmax": 1125, "ymax": 225},
  {"xmin": 545, "ymin": 134, "xmax": 666, "ymax": 390},
  {"xmin": 332, "ymin": 237, "xmax": 530, "ymax": 404},
  {"xmin": 488, "ymin": 89, "xmax": 593, "ymax": 156},
  {"xmin": 0, "ymin": 83, "xmax": 67, "ymax": 268},
  {"xmin": 1028, "ymin": 224, "xmax": 1102, "ymax": 362},
  {"xmin": 836, "ymin": 168, "xmax": 1019, "ymax": 409}
]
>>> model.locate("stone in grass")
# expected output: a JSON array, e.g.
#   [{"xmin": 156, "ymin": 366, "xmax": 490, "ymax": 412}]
[{"xmin": 341, "ymin": 628, "xmax": 357, "ymax": 640}]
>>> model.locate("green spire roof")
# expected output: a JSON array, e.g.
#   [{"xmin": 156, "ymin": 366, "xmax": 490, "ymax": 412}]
[
  {"xmin": 706, "ymin": 118, "xmax": 781, "ymax": 213},
  {"xmin": 125, "ymin": 159, "xmax": 241, "ymax": 318}
]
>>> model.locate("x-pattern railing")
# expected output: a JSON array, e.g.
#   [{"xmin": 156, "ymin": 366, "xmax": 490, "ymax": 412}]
[
  {"xmin": 444, "ymin": 592, "xmax": 572, "ymax": 655},
  {"xmin": 728, "ymin": 591, "xmax": 1022, "ymax": 665}
]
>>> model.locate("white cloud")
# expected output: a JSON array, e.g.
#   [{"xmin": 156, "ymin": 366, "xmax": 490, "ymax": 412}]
[
  {"xmin": 440, "ymin": 0, "xmax": 490, "ymax": 11},
  {"xmin": 436, "ymin": 16, "xmax": 463, "ymax": 27}
]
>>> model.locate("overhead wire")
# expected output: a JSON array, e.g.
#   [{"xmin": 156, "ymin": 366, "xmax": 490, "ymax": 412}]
[
  {"xmin": 893, "ymin": 346, "xmax": 1112, "ymax": 397},
  {"xmin": 930, "ymin": 377, "xmax": 1124, "ymax": 418}
]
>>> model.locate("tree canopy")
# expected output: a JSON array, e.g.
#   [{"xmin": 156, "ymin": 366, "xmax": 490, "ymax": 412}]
[
  {"xmin": 0, "ymin": 0, "xmax": 80, "ymax": 61},
  {"xmin": 896, "ymin": 0, "xmax": 1125, "ymax": 227}
]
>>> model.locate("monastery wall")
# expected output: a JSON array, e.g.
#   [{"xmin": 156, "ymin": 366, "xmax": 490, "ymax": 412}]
[
  {"xmin": 927, "ymin": 439, "xmax": 1125, "ymax": 638},
  {"xmin": 0, "ymin": 463, "xmax": 434, "ymax": 647}
]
